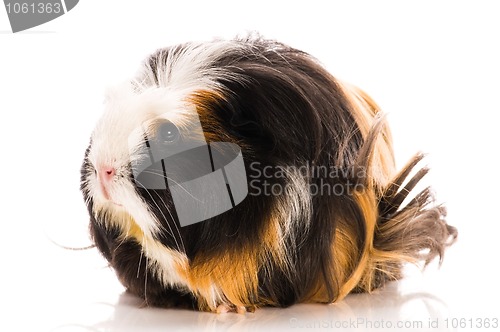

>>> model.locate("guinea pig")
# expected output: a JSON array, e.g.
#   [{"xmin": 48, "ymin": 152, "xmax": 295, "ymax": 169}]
[{"xmin": 80, "ymin": 35, "xmax": 457, "ymax": 313}]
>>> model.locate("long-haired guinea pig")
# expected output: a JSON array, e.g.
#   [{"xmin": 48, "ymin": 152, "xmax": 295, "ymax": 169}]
[{"xmin": 80, "ymin": 35, "xmax": 457, "ymax": 313}]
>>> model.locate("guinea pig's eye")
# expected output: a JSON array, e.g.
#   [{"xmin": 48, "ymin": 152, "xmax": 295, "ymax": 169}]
[{"xmin": 158, "ymin": 121, "xmax": 180, "ymax": 143}]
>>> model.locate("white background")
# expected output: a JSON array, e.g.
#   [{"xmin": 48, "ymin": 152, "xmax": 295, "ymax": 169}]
[{"xmin": 1, "ymin": 1, "xmax": 499, "ymax": 331}]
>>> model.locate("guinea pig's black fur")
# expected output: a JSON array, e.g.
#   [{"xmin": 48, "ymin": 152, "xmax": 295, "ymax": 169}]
[{"xmin": 80, "ymin": 35, "xmax": 457, "ymax": 313}]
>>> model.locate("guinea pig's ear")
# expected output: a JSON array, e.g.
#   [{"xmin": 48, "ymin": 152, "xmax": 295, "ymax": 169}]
[
  {"xmin": 216, "ymin": 93, "xmax": 264, "ymax": 139},
  {"xmin": 229, "ymin": 110, "xmax": 264, "ymax": 137}
]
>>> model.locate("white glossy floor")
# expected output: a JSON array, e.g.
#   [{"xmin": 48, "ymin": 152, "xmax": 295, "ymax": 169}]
[
  {"xmin": 5, "ymin": 234, "xmax": 496, "ymax": 332},
  {"xmin": 2, "ymin": 1, "xmax": 499, "ymax": 331}
]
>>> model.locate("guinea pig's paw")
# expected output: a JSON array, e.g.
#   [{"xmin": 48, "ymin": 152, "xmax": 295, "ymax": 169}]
[
  {"xmin": 216, "ymin": 303, "xmax": 255, "ymax": 314},
  {"xmin": 216, "ymin": 303, "xmax": 238, "ymax": 314}
]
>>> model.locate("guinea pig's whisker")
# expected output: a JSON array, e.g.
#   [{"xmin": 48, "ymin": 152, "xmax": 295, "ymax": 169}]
[
  {"xmin": 137, "ymin": 241, "xmax": 144, "ymax": 278},
  {"xmin": 139, "ymin": 169, "xmax": 203, "ymax": 203},
  {"xmin": 149, "ymin": 188, "xmax": 186, "ymax": 252},
  {"xmin": 134, "ymin": 179, "xmax": 185, "ymax": 252},
  {"xmin": 111, "ymin": 223, "xmax": 129, "ymax": 253},
  {"xmin": 144, "ymin": 256, "xmax": 150, "ymax": 305}
]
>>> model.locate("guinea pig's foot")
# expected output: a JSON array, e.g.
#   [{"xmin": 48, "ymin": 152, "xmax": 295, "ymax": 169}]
[{"xmin": 216, "ymin": 303, "xmax": 249, "ymax": 314}]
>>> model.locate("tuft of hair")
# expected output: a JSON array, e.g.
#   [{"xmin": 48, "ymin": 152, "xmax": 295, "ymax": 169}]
[{"xmin": 330, "ymin": 110, "xmax": 458, "ymax": 299}]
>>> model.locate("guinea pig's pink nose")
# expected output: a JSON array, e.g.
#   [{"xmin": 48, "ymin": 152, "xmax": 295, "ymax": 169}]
[
  {"xmin": 99, "ymin": 166, "xmax": 116, "ymax": 182},
  {"xmin": 98, "ymin": 166, "xmax": 115, "ymax": 201}
]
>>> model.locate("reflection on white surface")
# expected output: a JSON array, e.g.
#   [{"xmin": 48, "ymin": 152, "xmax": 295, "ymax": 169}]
[
  {"xmin": 41, "ymin": 265, "xmax": 456, "ymax": 332},
  {"xmin": 17, "ymin": 223, "xmax": 492, "ymax": 332},
  {"xmin": 59, "ymin": 288, "xmax": 449, "ymax": 332},
  {"xmin": 19, "ymin": 240, "xmax": 472, "ymax": 332},
  {"xmin": 45, "ymin": 274, "xmax": 447, "ymax": 331}
]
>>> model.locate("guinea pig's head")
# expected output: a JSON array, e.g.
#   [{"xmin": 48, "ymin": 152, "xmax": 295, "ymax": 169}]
[
  {"xmin": 81, "ymin": 87, "xmax": 196, "ymax": 237},
  {"xmin": 80, "ymin": 41, "xmax": 263, "ymax": 247}
]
